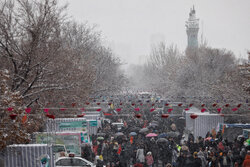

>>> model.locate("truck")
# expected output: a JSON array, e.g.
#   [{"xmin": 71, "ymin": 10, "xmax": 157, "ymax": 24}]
[
  {"xmin": 4, "ymin": 144, "xmax": 54, "ymax": 167},
  {"xmin": 46, "ymin": 118, "xmax": 100, "ymax": 135},
  {"xmin": 218, "ymin": 123, "xmax": 250, "ymax": 142},
  {"xmin": 185, "ymin": 109, "xmax": 224, "ymax": 138},
  {"xmin": 34, "ymin": 131, "xmax": 90, "ymax": 157}
]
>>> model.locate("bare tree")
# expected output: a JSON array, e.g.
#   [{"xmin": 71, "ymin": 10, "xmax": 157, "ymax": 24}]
[
  {"xmin": 142, "ymin": 42, "xmax": 182, "ymax": 95},
  {"xmin": 0, "ymin": 0, "xmax": 67, "ymax": 107}
]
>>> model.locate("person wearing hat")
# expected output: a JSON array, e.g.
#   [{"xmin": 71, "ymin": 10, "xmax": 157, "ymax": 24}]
[
  {"xmin": 146, "ymin": 152, "xmax": 154, "ymax": 167},
  {"xmin": 193, "ymin": 152, "xmax": 202, "ymax": 167},
  {"xmin": 197, "ymin": 149, "xmax": 207, "ymax": 167},
  {"xmin": 96, "ymin": 155, "xmax": 104, "ymax": 167}
]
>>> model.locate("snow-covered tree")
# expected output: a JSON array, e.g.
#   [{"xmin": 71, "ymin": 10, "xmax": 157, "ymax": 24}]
[{"xmin": 0, "ymin": 70, "xmax": 44, "ymax": 150}]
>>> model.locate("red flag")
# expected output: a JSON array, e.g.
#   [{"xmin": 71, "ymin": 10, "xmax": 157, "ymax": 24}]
[
  {"xmin": 165, "ymin": 103, "xmax": 169, "ymax": 106},
  {"xmin": 7, "ymin": 107, "xmax": 13, "ymax": 111},
  {"xmin": 189, "ymin": 104, "xmax": 193, "ymax": 107},
  {"xmin": 217, "ymin": 108, "xmax": 222, "ymax": 113},
  {"xmin": 135, "ymin": 114, "xmax": 142, "ymax": 118},
  {"xmin": 96, "ymin": 108, "xmax": 101, "ymax": 111},
  {"xmin": 9, "ymin": 114, "xmax": 17, "ymax": 120},
  {"xmin": 201, "ymin": 104, "xmax": 205, "ymax": 107},
  {"xmin": 201, "ymin": 108, "xmax": 206, "ymax": 113},
  {"xmin": 25, "ymin": 108, "xmax": 31, "ymax": 114},
  {"xmin": 168, "ymin": 108, "xmax": 173, "ymax": 113},
  {"xmin": 97, "ymin": 102, "xmax": 101, "ymax": 105},
  {"xmin": 116, "ymin": 108, "xmax": 121, "ymax": 112},
  {"xmin": 237, "ymin": 104, "xmax": 241, "ymax": 108},
  {"xmin": 178, "ymin": 103, "xmax": 182, "ymax": 107},
  {"xmin": 232, "ymin": 108, "xmax": 238, "ymax": 111},
  {"xmin": 150, "ymin": 108, "xmax": 155, "ymax": 112},
  {"xmin": 161, "ymin": 114, "xmax": 169, "ymax": 118},
  {"xmin": 46, "ymin": 114, "xmax": 55, "ymax": 119},
  {"xmin": 43, "ymin": 108, "xmax": 49, "ymax": 113},
  {"xmin": 190, "ymin": 114, "xmax": 198, "ymax": 119},
  {"xmin": 134, "ymin": 108, "xmax": 140, "ymax": 111},
  {"xmin": 185, "ymin": 108, "xmax": 189, "ymax": 111},
  {"xmin": 104, "ymin": 112, "xmax": 112, "ymax": 116}
]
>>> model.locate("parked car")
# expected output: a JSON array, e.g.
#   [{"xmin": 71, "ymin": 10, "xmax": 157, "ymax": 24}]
[
  {"xmin": 53, "ymin": 144, "xmax": 68, "ymax": 159},
  {"xmin": 55, "ymin": 154, "xmax": 94, "ymax": 167}
]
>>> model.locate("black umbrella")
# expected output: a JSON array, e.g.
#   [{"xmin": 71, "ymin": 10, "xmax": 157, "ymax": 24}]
[
  {"xmin": 139, "ymin": 128, "xmax": 149, "ymax": 133},
  {"xmin": 129, "ymin": 127, "xmax": 141, "ymax": 132},
  {"xmin": 148, "ymin": 123, "xmax": 158, "ymax": 129},
  {"xmin": 115, "ymin": 132, "xmax": 124, "ymax": 137},
  {"xmin": 166, "ymin": 131, "xmax": 179, "ymax": 138},
  {"xmin": 151, "ymin": 120, "xmax": 159, "ymax": 124},
  {"xmin": 156, "ymin": 138, "xmax": 168, "ymax": 143}
]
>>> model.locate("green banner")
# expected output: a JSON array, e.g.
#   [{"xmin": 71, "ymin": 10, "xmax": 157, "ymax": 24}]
[
  {"xmin": 59, "ymin": 121, "xmax": 87, "ymax": 129},
  {"xmin": 89, "ymin": 120, "xmax": 98, "ymax": 127}
]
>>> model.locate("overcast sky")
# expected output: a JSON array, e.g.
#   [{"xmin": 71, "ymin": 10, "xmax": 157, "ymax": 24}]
[{"xmin": 60, "ymin": 0, "xmax": 250, "ymax": 66}]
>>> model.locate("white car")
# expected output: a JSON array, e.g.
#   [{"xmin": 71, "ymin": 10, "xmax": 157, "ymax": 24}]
[
  {"xmin": 55, "ymin": 156, "xmax": 95, "ymax": 167},
  {"xmin": 111, "ymin": 122, "xmax": 124, "ymax": 131}
]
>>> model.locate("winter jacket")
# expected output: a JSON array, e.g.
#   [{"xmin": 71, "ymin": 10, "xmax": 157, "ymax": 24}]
[
  {"xmin": 146, "ymin": 155, "xmax": 154, "ymax": 165},
  {"xmin": 217, "ymin": 142, "xmax": 225, "ymax": 152},
  {"xmin": 136, "ymin": 149, "xmax": 145, "ymax": 163},
  {"xmin": 193, "ymin": 157, "xmax": 202, "ymax": 167},
  {"xmin": 134, "ymin": 163, "xmax": 144, "ymax": 167},
  {"xmin": 197, "ymin": 154, "xmax": 207, "ymax": 167},
  {"xmin": 219, "ymin": 155, "xmax": 231, "ymax": 167},
  {"xmin": 243, "ymin": 155, "xmax": 250, "ymax": 167},
  {"xmin": 176, "ymin": 156, "xmax": 186, "ymax": 167}
]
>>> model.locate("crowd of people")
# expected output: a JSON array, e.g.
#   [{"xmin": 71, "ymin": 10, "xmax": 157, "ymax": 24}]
[
  {"xmin": 79, "ymin": 115, "xmax": 250, "ymax": 167},
  {"xmin": 77, "ymin": 96, "xmax": 250, "ymax": 167}
]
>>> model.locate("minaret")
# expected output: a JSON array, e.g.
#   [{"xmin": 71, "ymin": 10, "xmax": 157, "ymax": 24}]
[{"xmin": 186, "ymin": 6, "xmax": 199, "ymax": 49}]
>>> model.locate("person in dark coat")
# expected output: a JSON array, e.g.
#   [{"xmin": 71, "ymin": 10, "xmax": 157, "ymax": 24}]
[
  {"xmin": 111, "ymin": 149, "xmax": 120, "ymax": 167},
  {"xmin": 218, "ymin": 152, "xmax": 232, "ymax": 167},
  {"xmin": 149, "ymin": 138, "xmax": 159, "ymax": 167},
  {"xmin": 81, "ymin": 145, "xmax": 92, "ymax": 161},
  {"xmin": 159, "ymin": 141, "xmax": 172, "ymax": 167},
  {"xmin": 193, "ymin": 152, "xmax": 202, "ymax": 167},
  {"xmin": 120, "ymin": 146, "xmax": 128, "ymax": 167},
  {"xmin": 176, "ymin": 152, "xmax": 187, "ymax": 167}
]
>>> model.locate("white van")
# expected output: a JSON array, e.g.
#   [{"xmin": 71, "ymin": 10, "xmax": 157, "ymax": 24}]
[{"xmin": 111, "ymin": 122, "xmax": 124, "ymax": 131}]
